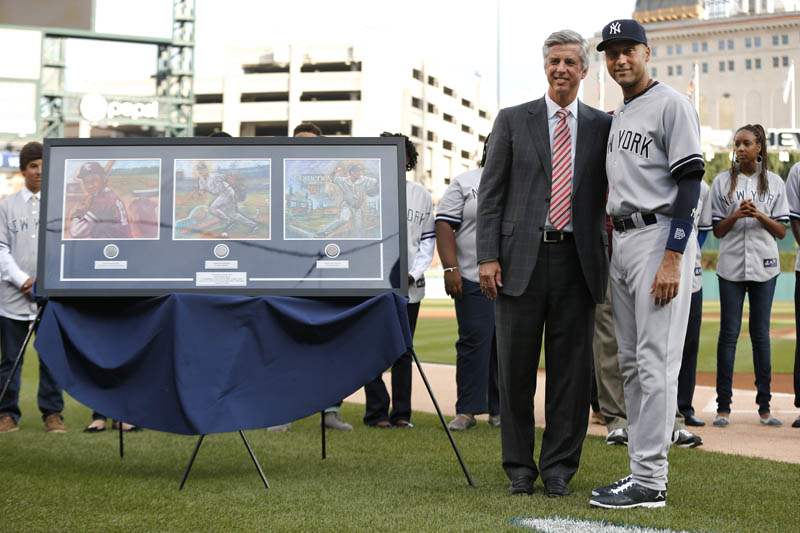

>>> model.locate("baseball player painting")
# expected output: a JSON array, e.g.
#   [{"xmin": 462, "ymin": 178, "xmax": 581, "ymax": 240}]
[
  {"xmin": 69, "ymin": 162, "xmax": 133, "ymax": 240},
  {"xmin": 711, "ymin": 124, "xmax": 788, "ymax": 428},
  {"xmin": 590, "ymin": 19, "xmax": 704, "ymax": 509}
]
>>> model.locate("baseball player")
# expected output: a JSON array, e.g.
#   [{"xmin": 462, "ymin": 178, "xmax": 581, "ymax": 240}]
[
  {"xmin": 194, "ymin": 161, "xmax": 259, "ymax": 234},
  {"xmin": 318, "ymin": 164, "xmax": 379, "ymax": 238},
  {"xmin": 69, "ymin": 162, "xmax": 133, "ymax": 239},
  {"xmin": 590, "ymin": 19, "xmax": 703, "ymax": 509},
  {"xmin": 788, "ymin": 161, "xmax": 800, "ymax": 428},
  {"xmin": 711, "ymin": 124, "xmax": 788, "ymax": 427},
  {"xmin": 677, "ymin": 179, "xmax": 713, "ymax": 428}
]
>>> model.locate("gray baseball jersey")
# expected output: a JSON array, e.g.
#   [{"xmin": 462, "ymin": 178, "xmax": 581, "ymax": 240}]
[
  {"xmin": 406, "ymin": 180, "xmax": 435, "ymax": 304},
  {"xmin": 711, "ymin": 169, "xmax": 789, "ymax": 282},
  {"xmin": 606, "ymin": 82, "xmax": 703, "ymax": 216},
  {"xmin": 692, "ymin": 180, "xmax": 713, "ymax": 293},
  {"xmin": 785, "ymin": 162, "xmax": 800, "ymax": 271},
  {"xmin": 435, "ymin": 168, "xmax": 481, "ymax": 283},
  {"xmin": 0, "ymin": 188, "xmax": 39, "ymax": 320}
]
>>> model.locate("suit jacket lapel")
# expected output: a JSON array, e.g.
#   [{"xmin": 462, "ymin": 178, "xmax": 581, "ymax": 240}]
[
  {"xmin": 525, "ymin": 99, "xmax": 551, "ymax": 181},
  {"xmin": 573, "ymin": 101, "xmax": 597, "ymax": 193}
]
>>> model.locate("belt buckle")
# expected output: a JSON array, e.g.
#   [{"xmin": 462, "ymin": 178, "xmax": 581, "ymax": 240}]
[{"xmin": 543, "ymin": 230, "xmax": 562, "ymax": 243}]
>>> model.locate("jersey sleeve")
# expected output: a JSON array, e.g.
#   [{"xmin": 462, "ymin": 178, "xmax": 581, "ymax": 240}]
[
  {"xmin": 710, "ymin": 173, "xmax": 727, "ymax": 224},
  {"xmin": 770, "ymin": 175, "xmax": 790, "ymax": 222},
  {"xmin": 786, "ymin": 163, "xmax": 800, "ymax": 221},
  {"xmin": 662, "ymin": 95, "xmax": 704, "ymax": 179},
  {"xmin": 435, "ymin": 176, "xmax": 466, "ymax": 229},
  {"xmin": 698, "ymin": 180, "xmax": 713, "ymax": 231}
]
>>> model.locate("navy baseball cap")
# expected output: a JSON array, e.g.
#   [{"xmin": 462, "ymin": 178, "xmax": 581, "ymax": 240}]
[{"xmin": 596, "ymin": 19, "xmax": 648, "ymax": 51}]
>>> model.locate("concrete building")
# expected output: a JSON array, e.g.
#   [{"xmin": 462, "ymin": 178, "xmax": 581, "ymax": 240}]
[
  {"xmin": 584, "ymin": 0, "xmax": 800, "ymax": 138},
  {"xmin": 193, "ymin": 43, "xmax": 494, "ymax": 199}
]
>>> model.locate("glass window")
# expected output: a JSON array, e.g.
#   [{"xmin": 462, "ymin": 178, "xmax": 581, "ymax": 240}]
[
  {"xmin": 745, "ymin": 37, "xmax": 752, "ymax": 48},
  {"xmin": 676, "ymin": 44, "xmax": 683, "ymax": 54},
  {"xmin": 773, "ymin": 56, "xmax": 780, "ymax": 68},
  {"xmin": 783, "ymin": 56, "xmax": 789, "ymax": 67},
  {"xmin": 782, "ymin": 34, "xmax": 789, "ymax": 45},
  {"xmin": 773, "ymin": 35, "xmax": 779, "ymax": 46},
  {"xmin": 727, "ymin": 39, "xmax": 734, "ymax": 50},
  {"xmin": 692, "ymin": 42, "xmax": 698, "ymax": 53},
  {"xmin": 718, "ymin": 39, "xmax": 725, "ymax": 50},
  {"xmin": 668, "ymin": 65, "xmax": 674, "ymax": 76},
  {"xmin": 719, "ymin": 61, "xmax": 725, "ymax": 72},
  {"xmin": 745, "ymin": 59, "xmax": 752, "ymax": 70},
  {"xmin": 667, "ymin": 45, "xmax": 673, "ymax": 55},
  {"xmin": 755, "ymin": 58, "xmax": 762, "ymax": 69},
  {"xmin": 702, "ymin": 62, "xmax": 708, "ymax": 74},
  {"xmin": 651, "ymin": 67, "xmax": 657, "ymax": 77},
  {"xmin": 676, "ymin": 65, "xmax": 683, "ymax": 76},
  {"xmin": 754, "ymin": 36, "xmax": 761, "ymax": 48},
  {"xmin": 651, "ymin": 46, "xmax": 657, "ymax": 57},
  {"xmin": 702, "ymin": 41, "xmax": 708, "ymax": 52},
  {"xmin": 728, "ymin": 60, "xmax": 734, "ymax": 71}
]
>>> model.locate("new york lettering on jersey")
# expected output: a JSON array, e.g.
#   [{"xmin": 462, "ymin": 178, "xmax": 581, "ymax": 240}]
[{"xmin": 608, "ymin": 129, "xmax": 654, "ymax": 159}]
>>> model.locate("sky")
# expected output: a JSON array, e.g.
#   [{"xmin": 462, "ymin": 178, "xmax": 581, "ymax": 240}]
[{"xmin": 74, "ymin": 0, "xmax": 637, "ymax": 109}]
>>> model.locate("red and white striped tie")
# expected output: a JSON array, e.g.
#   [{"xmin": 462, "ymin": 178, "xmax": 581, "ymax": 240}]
[{"xmin": 549, "ymin": 108, "xmax": 572, "ymax": 230}]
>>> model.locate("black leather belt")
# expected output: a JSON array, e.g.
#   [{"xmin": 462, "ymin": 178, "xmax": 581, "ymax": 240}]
[
  {"xmin": 611, "ymin": 213, "xmax": 657, "ymax": 232},
  {"xmin": 542, "ymin": 230, "xmax": 573, "ymax": 243}
]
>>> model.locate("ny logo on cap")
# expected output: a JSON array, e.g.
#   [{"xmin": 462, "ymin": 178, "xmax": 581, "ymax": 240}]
[{"xmin": 609, "ymin": 22, "xmax": 622, "ymax": 34}]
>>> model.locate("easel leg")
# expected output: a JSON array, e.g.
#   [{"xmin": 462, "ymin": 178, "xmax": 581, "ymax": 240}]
[
  {"xmin": 239, "ymin": 430, "xmax": 269, "ymax": 491},
  {"xmin": 179, "ymin": 434, "xmax": 205, "ymax": 490},
  {"xmin": 119, "ymin": 422, "xmax": 124, "ymax": 459},
  {"xmin": 409, "ymin": 349, "xmax": 475, "ymax": 487},
  {"xmin": 320, "ymin": 411, "xmax": 327, "ymax": 460},
  {"xmin": 0, "ymin": 305, "xmax": 46, "ymax": 407}
]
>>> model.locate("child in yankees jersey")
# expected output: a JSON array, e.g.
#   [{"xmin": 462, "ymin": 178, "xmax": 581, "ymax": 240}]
[
  {"xmin": 69, "ymin": 162, "xmax": 132, "ymax": 239},
  {"xmin": 710, "ymin": 124, "xmax": 789, "ymax": 427}
]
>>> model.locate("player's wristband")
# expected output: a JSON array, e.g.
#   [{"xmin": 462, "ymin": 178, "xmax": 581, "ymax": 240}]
[
  {"xmin": 666, "ymin": 218, "xmax": 694, "ymax": 254},
  {"xmin": 443, "ymin": 266, "xmax": 459, "ymax": 273}
]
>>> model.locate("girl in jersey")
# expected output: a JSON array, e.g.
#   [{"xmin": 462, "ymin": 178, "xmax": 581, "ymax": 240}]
[{"xmin": 710, "ymin": 124, "xmax": 789, "ymax": 427}]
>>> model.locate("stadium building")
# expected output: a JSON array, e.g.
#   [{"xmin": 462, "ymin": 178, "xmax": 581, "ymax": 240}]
[
  {"xmin": 192, "ymin": 43, "xmax": 494, "ymax": 199},
  {"xmin": 583, "ymin": 0, "xmax": 800, "ymax": 152}
]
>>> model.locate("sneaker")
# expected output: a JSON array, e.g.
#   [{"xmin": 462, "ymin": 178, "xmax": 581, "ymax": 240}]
[
  {"xmin": 589, "ymin": 481, "xmax": 667, "ymax": 509},
  {"xmin": 712, "ymin": 414, "xmax": 729, "ymax": 427},
  {"xmin": 792, "ymin": 416, "xmax": 800, "ymax": 428},
  {"xmin": 447, "ymin": 414, "xmax": 476, "ymax": 431},
  {"xmin": 605, "ymin": 427, "xmax": 628, "ymax": 446},
  {"xmin": 672, "ymin": 429, "xmax": 703, "ymax": 448},
  {"xmin": 592, "ymin": 474, "xmax": 632, "ymax": 497},
  {"xmin": 0, "ymin": 414, "xmax": 19, "ymax": 433},
  {"xmin": 324, "ymin": 412, "xmax": 353, "ymax": 431},
  {"xmin": 759, "ymin": 415, "xmax": 782, "ymax": 427},
  {"xmin": 44, "ymin": 413, "xmax": 66, "ymax": 433},
  {"xmin": 393, "ymin": 420, "xmax": 414, "ymax": 429},
  {"xmin": 267, "ymin": 423, "xmax": 291, "ymax": 432},
  {"xmin": 488, "ymin": 415, "xmax": 501, "ymax": 428}
]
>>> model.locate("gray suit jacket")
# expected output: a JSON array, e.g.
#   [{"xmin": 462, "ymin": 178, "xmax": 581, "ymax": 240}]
[{"xmin": 476, "ymin": 97, "xmax": 611, "ymax": 302}]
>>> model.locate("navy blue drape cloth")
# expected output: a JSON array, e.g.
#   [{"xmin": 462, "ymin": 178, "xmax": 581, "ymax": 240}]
[{"xmin": 34, "ymin": 293, "xmax": 411, "ymax": 435}]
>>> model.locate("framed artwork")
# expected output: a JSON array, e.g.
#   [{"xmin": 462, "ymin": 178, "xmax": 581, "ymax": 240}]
[{"xmin": 38, "ymin": 137, "xmax": 407, "ymax": 297}]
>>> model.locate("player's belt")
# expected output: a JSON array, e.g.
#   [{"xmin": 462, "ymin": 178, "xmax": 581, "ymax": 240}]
[
  {"xmin": 611, "ymin": 213, "xmax": 657, "ymax": 232},
  {"xmin": 542, "ymin": 230, "xmax": 573, "ymax": 243}
]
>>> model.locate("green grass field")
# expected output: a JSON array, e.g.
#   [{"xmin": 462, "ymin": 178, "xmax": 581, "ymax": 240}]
[
  {"xmin": 416, "ymin": 299, "xmax": 798, "ymax": 374},
  {"xmin": 3, "ymin": 355, "xmax": 799, "ymax": 532},
  {"xmin": 4, "ymin": 329, "xmax": 799, "ymax": 532}
]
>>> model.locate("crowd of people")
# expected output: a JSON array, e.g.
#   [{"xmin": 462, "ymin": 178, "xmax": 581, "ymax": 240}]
[{"xmin": 1, "ymin": 17, "xmax": 799, "ymax": 511}]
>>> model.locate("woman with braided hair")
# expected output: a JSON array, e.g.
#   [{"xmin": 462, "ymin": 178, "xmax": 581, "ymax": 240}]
[{"xmin": 710, "ymin": 124, "xmax": 789, "ymax": 427}]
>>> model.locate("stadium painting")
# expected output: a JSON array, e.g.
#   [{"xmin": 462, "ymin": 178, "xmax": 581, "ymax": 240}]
[{"xmin": 284, "ymin": 158, "xmax": 381, "ymax": 240}]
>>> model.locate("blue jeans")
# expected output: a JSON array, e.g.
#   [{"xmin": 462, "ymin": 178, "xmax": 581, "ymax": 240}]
[
  {"xmin": 716, "ymin": 276, "xmax": 776, "ymax": 415},
  {"xmin": 0, "ymin": 315, "xmax": 64, "ymax": 422},
  {"xmin": 454, "ymin": 279, "xmax": 499, "ymax": 415},
  {"xmin": 678, "ymin": 289, "xmax": 703, "ymax": 417}
]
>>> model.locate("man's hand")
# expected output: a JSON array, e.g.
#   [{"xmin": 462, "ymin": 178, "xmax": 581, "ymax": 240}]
[
  {"xmin": 479, "ymin": 260, "xmax": 503, "ymax": 300},
  {"xmin": 650, "ymin": 250, "xmax": 682, "ymax": 306},
  {"xmin": 444, "ymin": 269, "xmax": 463, "ymax": 299},
  {"xmin": 20, "ymin": 277, "xmax": 34, "ymax": 296}
]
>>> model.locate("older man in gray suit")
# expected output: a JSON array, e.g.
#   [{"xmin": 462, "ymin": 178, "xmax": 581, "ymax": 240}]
[{"xmin": 477, "ymin": 30, "xmax": 611, "ymax": 497}]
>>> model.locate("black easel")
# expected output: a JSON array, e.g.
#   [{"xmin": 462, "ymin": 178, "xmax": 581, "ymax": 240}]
[
  {"xmin": 0, "ymin": 302, "xmax": 47, "ymax": 416},
  {"xmin": 315, "ymin": 350, "xmax": 474, "ymax": 486},
  {"xmin": 179, "ymin": 430, "xmax": 269, "ymax": 492}
]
